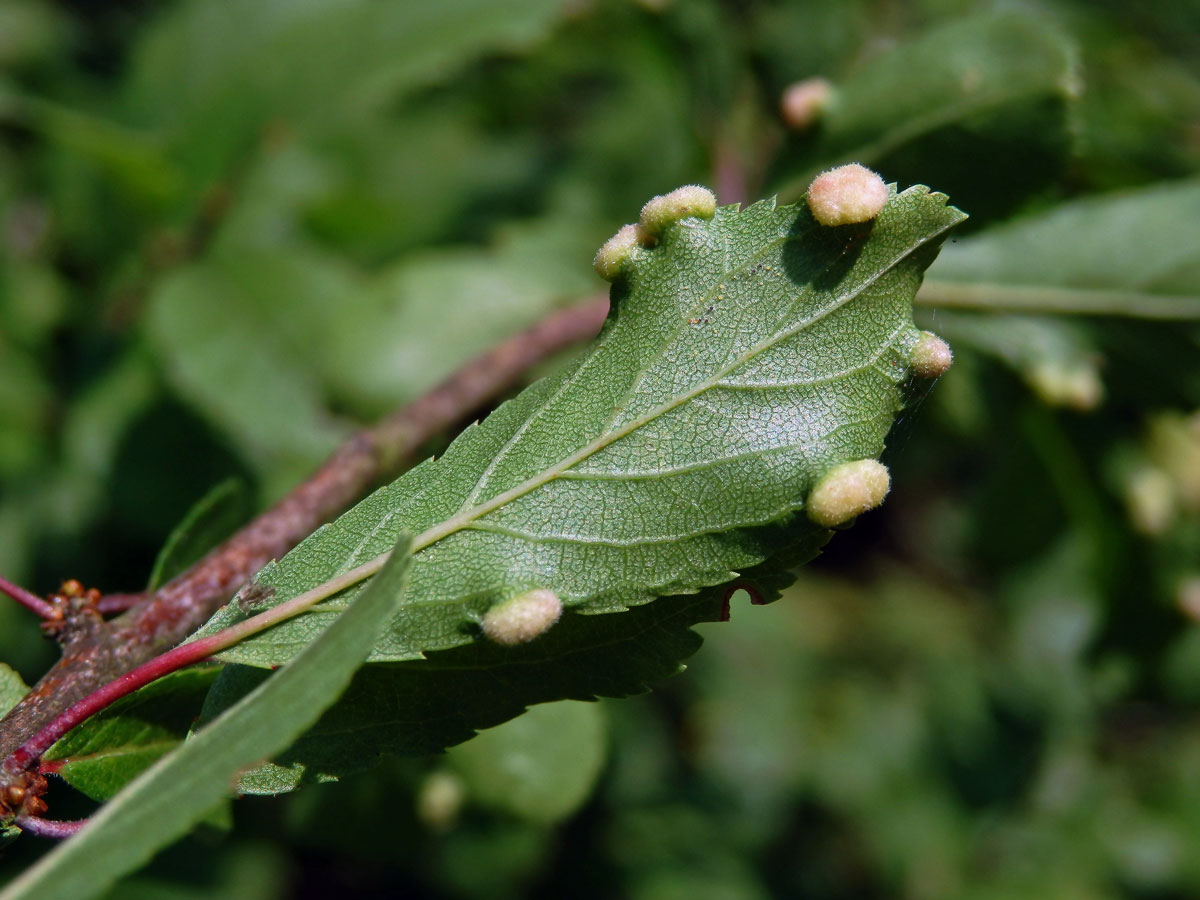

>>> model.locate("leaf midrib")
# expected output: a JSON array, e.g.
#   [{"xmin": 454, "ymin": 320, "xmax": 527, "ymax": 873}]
[
  {"xmin": 456, "ymin": 211, "xmax": 788, "ymax": 512},
  {"xmin": 407, "ymin": 206, "xmax": 952, "ymax": 558}
]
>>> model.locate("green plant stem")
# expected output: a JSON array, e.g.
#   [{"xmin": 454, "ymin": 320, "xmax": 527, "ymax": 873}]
[{"xmin": 916, "ymin": 280, "xmax": 1200, "ymax": 319}]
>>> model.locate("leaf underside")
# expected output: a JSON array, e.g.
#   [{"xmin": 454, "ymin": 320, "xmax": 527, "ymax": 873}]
[
  {"xmin": 202, "ymin": 587, "xmax": 725, "ymax": 794},
  {"xmin": 205, "ymin": 186, "xmax": 965, "ymax": 670}
]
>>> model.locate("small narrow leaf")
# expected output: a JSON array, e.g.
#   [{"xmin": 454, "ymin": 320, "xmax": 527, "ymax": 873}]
[
  {"xmin": 203, "ymin": 185, "xmax": 964, "ymax": 669},
  {"xmin": 146, "ymin": 479, "xmax": 249, "ymax": 590},
  {"xmin": 0, "ymin": 534, "xmax": 413, "ymax": 900},
  {"xmin": 0, "ymin": 664, "xmax": 29, "ymax": 719}
]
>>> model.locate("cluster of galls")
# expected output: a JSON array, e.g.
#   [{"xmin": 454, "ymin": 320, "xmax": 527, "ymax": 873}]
[{"xmin": 591, "ymin": 167, "xmax": 953, "ymax": 533}]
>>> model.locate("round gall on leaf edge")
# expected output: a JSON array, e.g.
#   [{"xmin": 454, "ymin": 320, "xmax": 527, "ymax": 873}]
[
  {"xmin": 806, "ymin": 164, "xmax": 889, "ymax": 226},
  {"xmin": 806, "ymin": 459, "xmax": 891, "ymax": 528},
  {"xmin": 909, "ymin": 331, "xmax": 953, "ymax": 378}
]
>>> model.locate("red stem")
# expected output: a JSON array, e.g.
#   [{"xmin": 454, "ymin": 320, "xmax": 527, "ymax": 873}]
[
  {"xmin": 0, "ymin": 576, "xmax": 57, "ymax": 621},
  {"xmin": 0, "ymin": 296, "xmax": 611, "ymax": 772},
  {"xmin": 5, "ymin": 629, "xmax": 233, "ymax": 774},
  {"xmin": 15, "ymin": 815, "xmax": 88, "ymax": 839}
]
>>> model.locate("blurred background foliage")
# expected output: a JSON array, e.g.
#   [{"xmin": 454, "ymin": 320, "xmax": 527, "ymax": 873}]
[{"xmin": 1, "ymin": 0, "xmax": 1199, "ymax": 896}]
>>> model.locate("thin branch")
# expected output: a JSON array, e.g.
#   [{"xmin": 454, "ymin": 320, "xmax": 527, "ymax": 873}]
[
  {"xmin": 7, "ymin": 556, "xmax": 390, "ymax": 775},
  {"xmin": 0, "ymin": 576, "xmax": 57, "ymax": 621},
  {"xmin": 0, "ymin": 297, "xmax": 610, "ymax": 767}
]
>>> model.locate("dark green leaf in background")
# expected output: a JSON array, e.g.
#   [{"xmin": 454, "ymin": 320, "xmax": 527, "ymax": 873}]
[
  {"xmin": 447, "ymin": 700, "xmax": 608, "ymax": 825},
  {"xmin": 773, "ymin": 12, "xmax": 1078, "ymax": 202}
]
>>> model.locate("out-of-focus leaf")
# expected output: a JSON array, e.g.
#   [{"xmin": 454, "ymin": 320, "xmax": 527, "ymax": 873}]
[
  {"xmin": 0, "ymin": 534, "xmax": 413, "ymax": 900},
  {"xmin": 0, "ymin": 1, "xmax": 65, "ymax": 68},
  {"xmin": 448, "ymin": 700, "xmax": 607, "ymax": 825},
  {"xmin": 0, "ymin": 260, "xmax": 67, "ymax": 346},
  {"xmin": 1000, "ymin": 536, "xmax": 1102, "ymax": 723},
  {"xmin": 0, "ymin": 664, "xmax": 29, "ymax": 718},
  {"xmin": 932, "ymin": 312, "xmax": 1104, "ymax": 411},
  {"xmin": 320, "ymin": 214, "xmax": 600, "ymax": 415},
  {"xmin": 98, "ymin": 842, "xmax": 289, "ymax": 900},
  {"xmin": 11, "ymin": 93, "xmax": 180, "ymax": 209},
  {"xmin": 929, "ymin": 178, "xmax": 1200, "ymax": 295},
  {"xmin": 28, "ymin": 348, "xmax": 162, "ymax": 538},
  {"xmin": 775, "ymin": 12, "xmax": 1078, "ymax": 200},
  {"xmin": 146, "ymin": 479, "xmax": 249, "ymax": 590},
  {"xmin": 298, "ymin": 105, "xmax": 542, "ymax": 262},
  {"xmin": 0, "ymin": 334, "xmax": 50, "ymax": 476},
  {"xmin": 145, "ymin": 211, "xmax": 600, "ymax": 478},
  {"xmin": 200, "ymin": 185, "xmax": 964, "ymax": 669},
  {"xmin": 122, "ymin": 0, "xmax": 571, "ymax": 179},
  {"xmin": 144, "ymin": 251, "xmax": 353, "ymax": 485}
]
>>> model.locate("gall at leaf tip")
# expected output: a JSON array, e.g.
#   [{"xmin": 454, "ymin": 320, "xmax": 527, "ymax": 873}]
[
  {"xmin": 639, "ymin": 184, "xmax": 717, "ymax": 237},
  {"xmin": 481, "ymin": 588, "xmax": 562, "ymax": 646},
  {"xmin": 909, "ymin": 331, "xmax": 953, "ymax": 378},
  {"xmin": 806, "ymin": 163, "xmax": 889, "ymax": 226},
  {"xmin": 780, "ymin": 77, "xmax": 833, "ymax": 131},
  {"xmin": 806, "ymin": 458, "xmax": 891, "ymax": 528}
]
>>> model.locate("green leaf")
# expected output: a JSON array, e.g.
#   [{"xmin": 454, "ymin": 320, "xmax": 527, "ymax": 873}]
[
  {"xmin": 202, "ymin": 588, "xmax": 724, "ymax": 793},
  {"xmin": 0, "ymin": 664, "xmax": 29, "ymax": 718},
  {"xmin": 447, "ymin": 700, "xmax": 608, "ymax": 825},
  {"xmin": 123, "ymin": 0, "xmax": 571, "ymax": 179},
  {"xmin": 0, "ymin": 534, "xmax": 413, "ymax": 900},
  {"xmin": 203, "ymin": 185, "xmax": 964, "ymax": 670},
  {"xmin": 146, "ymin": 479, "xmax": 249, "ymax": 590},
  {"xmin": 42, "ymin": 669, "xmax": 220, "ymax": 802},
  {"xmin": 145, "ymin": 253, "xmax": 354, "ymax": 486},
  {"xmin": 928, "ymin": 178, "xmax": 1200, "ymax": 298},
  {"xmin": 930, "ymin": 313, "xmax": 1104, "ymax": 410},
  {"xmin": 774, "ymin": 12, "xmax": 1077, "ymax": 201},
  {"xmin": 0, "ymin": 332, "xmax": 52, "ymax": 477}
]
